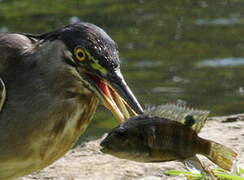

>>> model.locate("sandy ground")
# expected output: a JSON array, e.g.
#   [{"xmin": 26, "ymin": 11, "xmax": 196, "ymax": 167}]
[{"xmin": 18, "ymin": 115, "xmax": 244, "ymax": 180}]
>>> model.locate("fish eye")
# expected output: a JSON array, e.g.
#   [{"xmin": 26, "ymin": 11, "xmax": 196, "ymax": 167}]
[
  {"xmin": 74, "ymin": 47, "xmax": 86, "ymax": 62},
  {"xmin": 115, "ymin": 127, "xmax": 127, "ymax": 139}
]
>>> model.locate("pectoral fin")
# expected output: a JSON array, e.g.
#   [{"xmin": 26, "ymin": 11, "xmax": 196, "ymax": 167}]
[{"xmin": 183, "ymin": 156, "xmax": 216, "ymax": 180}]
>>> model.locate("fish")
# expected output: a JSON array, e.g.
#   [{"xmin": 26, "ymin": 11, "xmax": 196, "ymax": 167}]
[{"xmin": 100, "ymin": 104, "xmax": 238, "ymax": 174}]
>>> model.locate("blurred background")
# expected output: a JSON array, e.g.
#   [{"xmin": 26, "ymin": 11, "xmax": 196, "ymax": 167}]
[{"xmin": 1, "ymin": 0, "xmax": 244, "ymax": 141}]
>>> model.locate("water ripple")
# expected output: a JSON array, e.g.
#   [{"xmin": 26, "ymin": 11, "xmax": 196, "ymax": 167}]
[
  {"xmin": 197, "ymin": 57, "xmax": 244, "ymax": 67},
  {"xmin": 195, "ymin": 17, "xmax": 241, "ymax": 26}
]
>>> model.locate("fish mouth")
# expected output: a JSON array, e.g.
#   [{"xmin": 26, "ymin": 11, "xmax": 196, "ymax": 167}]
[
  {"xmin": 100, "ymin": 146, "xmax": 109, "ymax": 153},
  {"xmin": 85, "ymin": 70, "xmax": 143, "ymax": 122},
  {"xmin": 100, "ymin": 143, "xmax": 119, "ymax": 155},
  {"xmin": 100, "ymin": 138, "xmax": 114, "ymax": 154}
]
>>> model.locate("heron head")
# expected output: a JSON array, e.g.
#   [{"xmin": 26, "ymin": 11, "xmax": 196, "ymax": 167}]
[{"xmin": 38, "ymin": 22, "xmax": 143, "ymax": 121}]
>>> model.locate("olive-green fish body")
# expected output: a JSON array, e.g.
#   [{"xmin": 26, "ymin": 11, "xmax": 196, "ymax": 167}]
[
  {"xmin": 101, "ymin": 104, "xmax": 237, "ymax": 171},
  {"xmin": 143, "ymin": 118, "xmax": 210, "ymax": 162},
  {"xmin": 101, "ymin": 116, "xmax": 209, "ymax": 162}
]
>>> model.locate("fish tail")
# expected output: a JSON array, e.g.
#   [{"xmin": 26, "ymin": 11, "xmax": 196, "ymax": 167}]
[{"xmin": 207, "ymin": 141, "xmax": 237, "ymax": 171}]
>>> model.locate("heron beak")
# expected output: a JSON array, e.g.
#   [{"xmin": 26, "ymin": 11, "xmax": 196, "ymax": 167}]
[
  {"xmin": 87, "ymin": 70, "xmax": 143, "ymax": 122},
  {"xmin": 106, "ymin": 70, "xmax": 143, "ymax": 119}
]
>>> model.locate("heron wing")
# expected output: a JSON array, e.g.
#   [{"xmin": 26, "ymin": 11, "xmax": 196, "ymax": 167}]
[
  {"xmin": 0, "ymin": 33, "xmax": 33, "ymax": 64},
  {"xmin": 0, "ymin": 78, "xmax": 6, "ymax": 112},
  {"xmin": 0, "ymin": 34, "xmax": 34, "ymax": 113}
]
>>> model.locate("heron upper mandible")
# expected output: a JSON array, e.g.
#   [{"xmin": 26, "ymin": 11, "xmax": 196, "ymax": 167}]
[{"xmin": 0, "ymin": 22, "xmax": 143, "ymax": 180}]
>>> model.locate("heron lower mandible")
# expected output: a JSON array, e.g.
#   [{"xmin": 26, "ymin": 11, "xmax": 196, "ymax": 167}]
[{"xmin": 0, "ymin": 22, "xmax": 143, "ymax": 180}]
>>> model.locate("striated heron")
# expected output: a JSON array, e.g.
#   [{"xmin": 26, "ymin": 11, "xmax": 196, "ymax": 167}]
[{"xmin": 0, "ymin": 22, "xmax": 143, "ymax": 180}]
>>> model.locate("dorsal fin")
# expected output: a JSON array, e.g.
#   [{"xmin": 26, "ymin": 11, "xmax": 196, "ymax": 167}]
[{"xmin": 144, "ymin": 103, "xmax": 210, "ymax": 133}]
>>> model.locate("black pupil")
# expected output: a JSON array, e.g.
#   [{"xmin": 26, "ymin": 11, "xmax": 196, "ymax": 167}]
[{"xmin": 78, "ymin": 51, "xmax": 84, "ymax": 58}]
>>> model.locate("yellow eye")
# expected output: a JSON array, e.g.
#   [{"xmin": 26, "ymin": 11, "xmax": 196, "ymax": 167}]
[{"xmin": 75, "ymin": 48, "xmax": 86, "ymax": 61}]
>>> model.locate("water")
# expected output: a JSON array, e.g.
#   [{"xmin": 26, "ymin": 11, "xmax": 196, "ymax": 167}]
[{"xmin": 1, "ymin": 0, "xmax": 244, "ymax": 141}]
